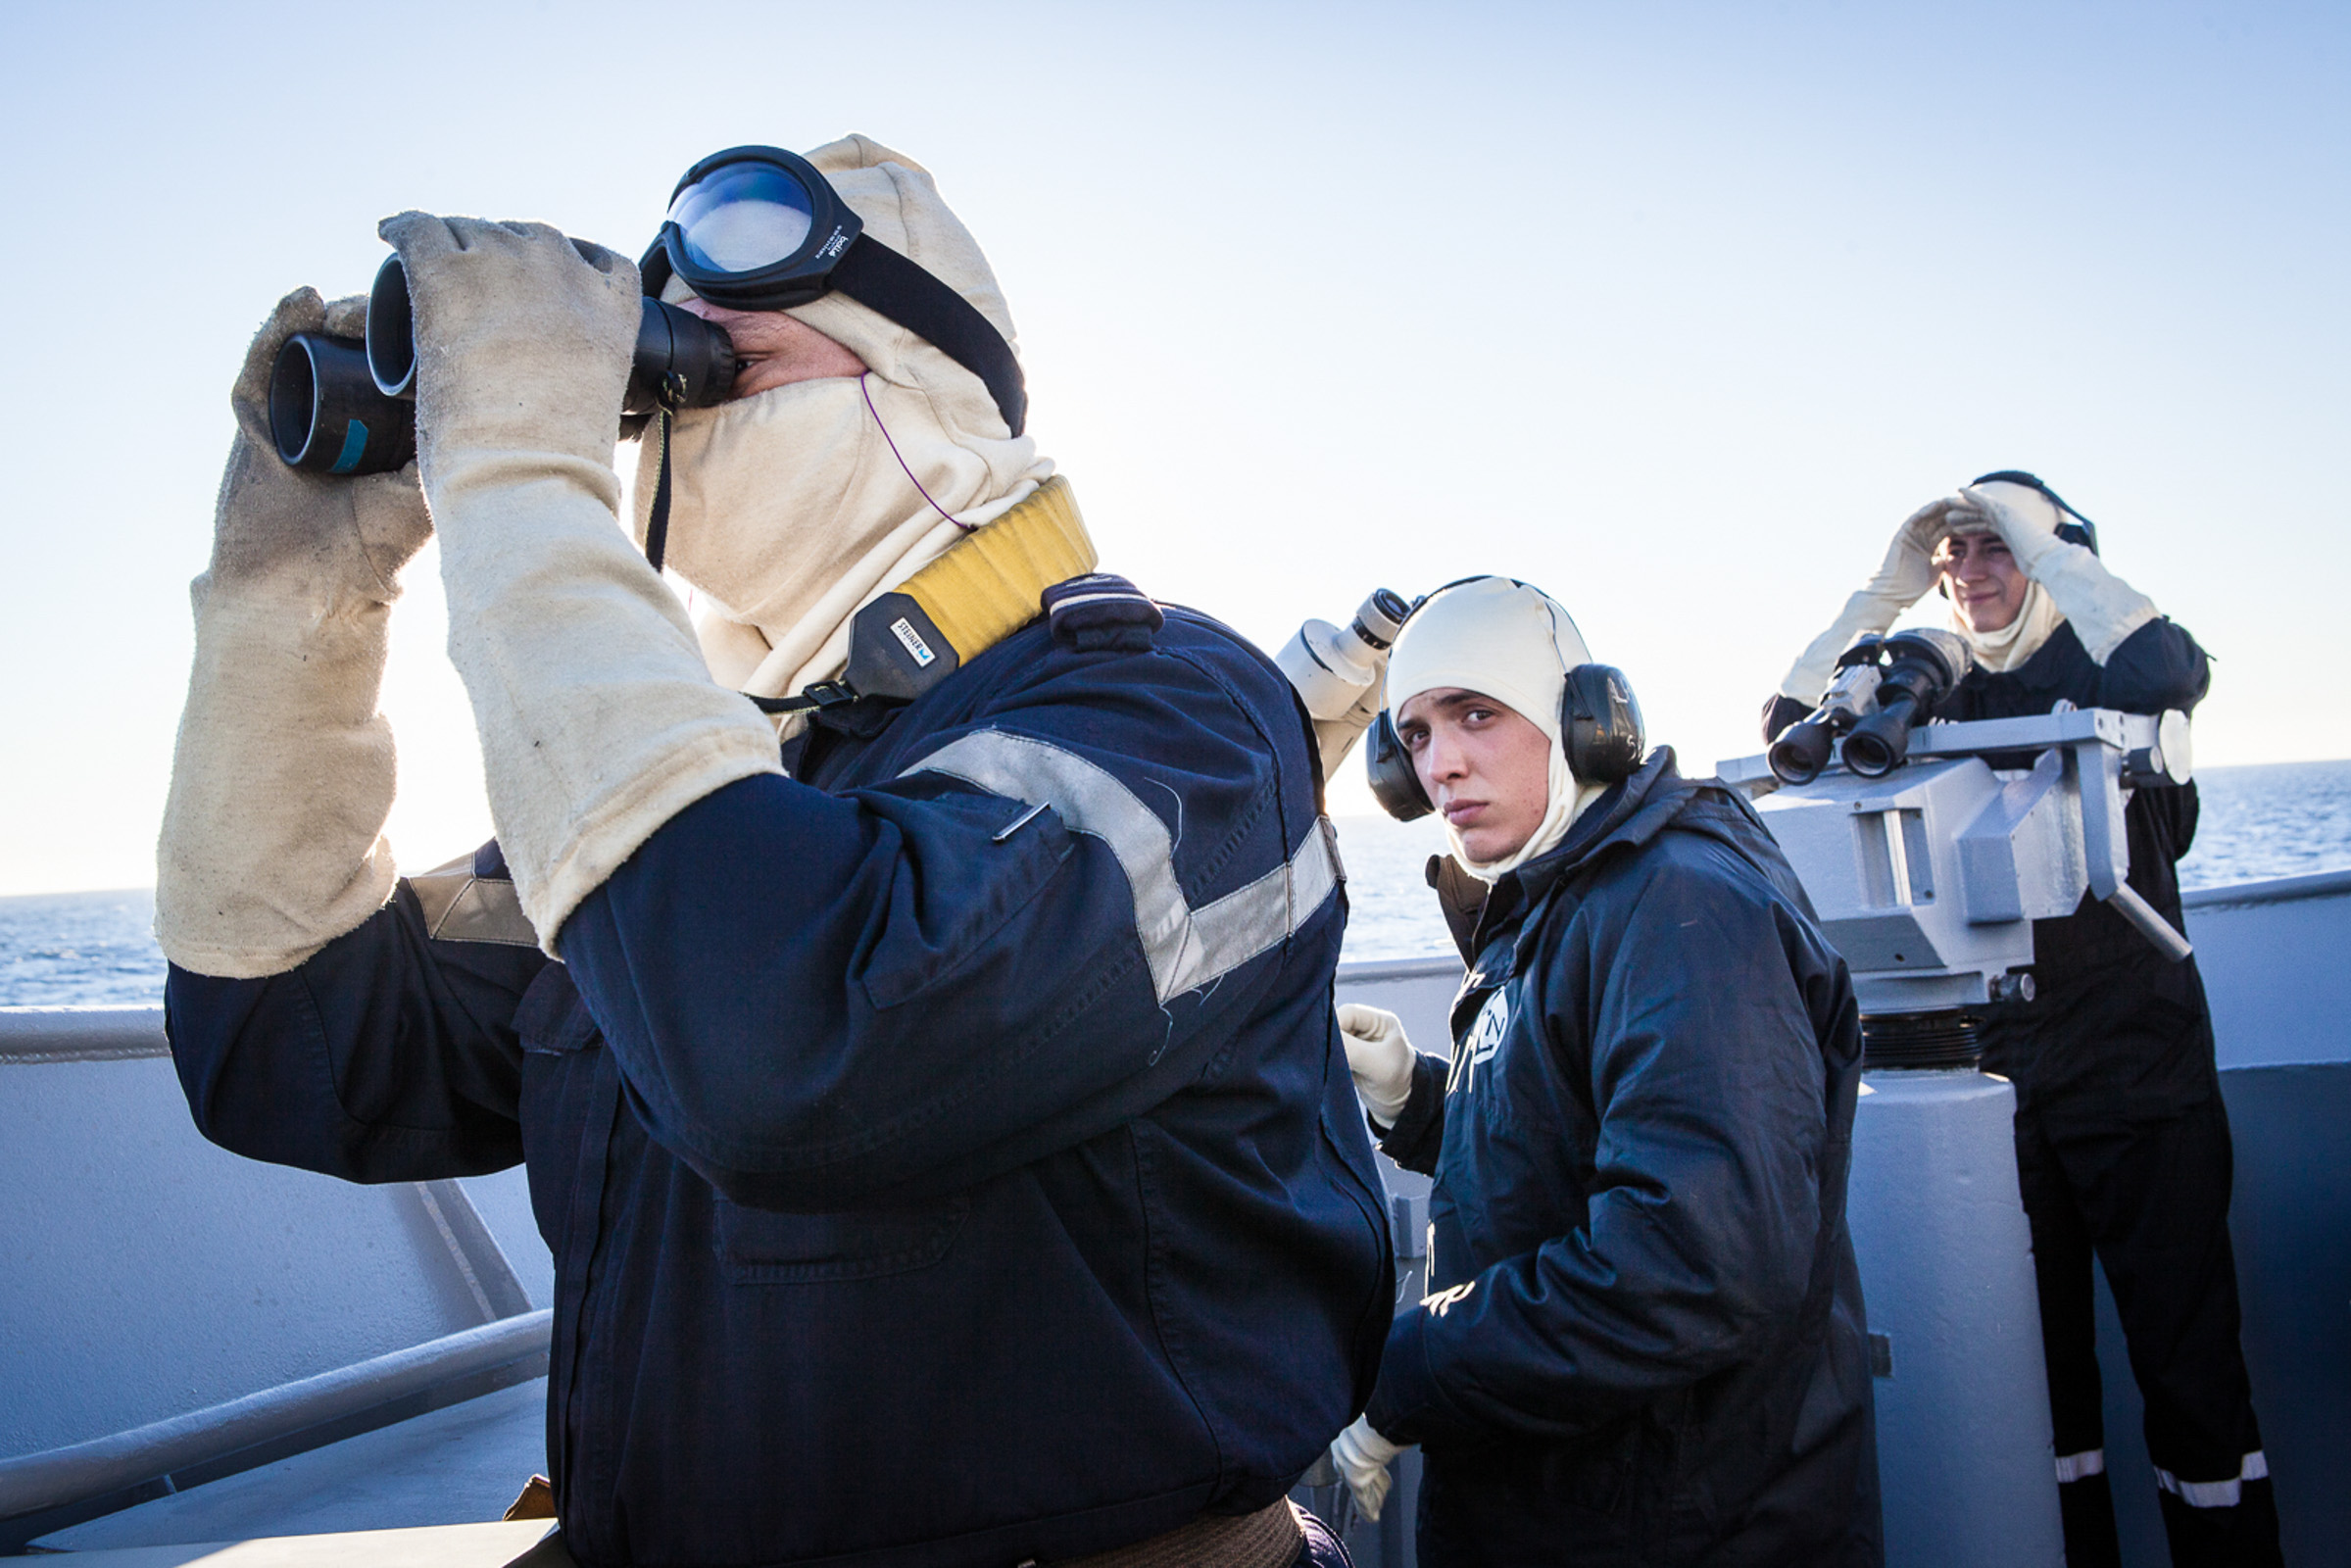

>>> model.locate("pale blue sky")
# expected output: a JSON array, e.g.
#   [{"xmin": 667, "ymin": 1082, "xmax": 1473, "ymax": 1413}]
[{"xmin": 2, "ymin": 1, "xmax": 2344, "ymax": 893}]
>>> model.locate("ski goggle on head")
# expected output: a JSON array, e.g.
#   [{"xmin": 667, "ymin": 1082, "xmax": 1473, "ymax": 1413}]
[{"xmin": 640, "ymin": 145, "xmax": 1027, "ymax": 437}]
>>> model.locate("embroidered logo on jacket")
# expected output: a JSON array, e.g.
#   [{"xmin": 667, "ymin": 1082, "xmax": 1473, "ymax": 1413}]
[
  {"xmin": 1449, "ymin": 989, "xmax": 1510, "ymax": 1097},
  {"xmin": 1423, "ymin": 1281, "xmax": 1477, "ymax": 1316}
]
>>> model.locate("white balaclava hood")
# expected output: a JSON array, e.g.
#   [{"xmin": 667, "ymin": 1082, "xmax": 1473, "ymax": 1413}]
[
  {"xmin": 633, "ymin": 134, "xmax": 1055, "ymax": 710},
  {"xmin": 1385, "ymin": 577, "xmax": 1613, "ymax": 883},
  {"xmin": 1939, "ymin": 479, "xmax": 2066, "ymax": 674}
]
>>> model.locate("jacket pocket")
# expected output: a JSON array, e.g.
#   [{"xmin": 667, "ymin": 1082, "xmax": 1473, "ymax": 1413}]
[{"xmin": 714, "ymin": 1195, "xmax": 971, "ymax": 1285}]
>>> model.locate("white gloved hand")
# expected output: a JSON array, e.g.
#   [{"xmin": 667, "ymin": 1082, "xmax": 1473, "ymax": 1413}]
[
  {"xmin": 1337, "ymin": 1004, "xmax": 1416, "ymax": 1126},
  {"xmin": 1960, "ymin": 481, "xmax": 2157, "ymax": 663},
  {"xmin": 382, "ymin": 213, "xmax": 782, "ymax": 948},
  {"xmin": 1329, "ymin": 1415, "xmax": 1404, "ymax": 1523},
  {"xmin": 1774, "ymin": 496, "xmax": 1974, "ymax": 703},
  {"xmin": 155, "ymin": 289, "xmax": 434, "ymax": 977}
]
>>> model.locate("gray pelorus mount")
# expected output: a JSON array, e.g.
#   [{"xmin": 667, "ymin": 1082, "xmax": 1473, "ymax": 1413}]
[
  {"xmin": 1722, "ymin": 699, "xmax": 2194, "ymax": 1568},
  {"xmin": 1722, "ymin": 702, "xmax": 2195, "ymax": 1015}
]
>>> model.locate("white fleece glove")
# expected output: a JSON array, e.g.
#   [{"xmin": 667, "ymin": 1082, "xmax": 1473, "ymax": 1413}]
[
  {"xmin": 155, "ymin": 289, "xmax": 434, "ymax": 977},
  {"xmin": 1960, "ymin": 481, "xmax": 2158, "ymax": 663},
  {"xmin": 1775, "ymin": 497, "xmax": 1974, "ymax": 703},
  {"xmin": 1337, "ymin": 1004, "xmax": 1416, "ymax": 1126},
  {"xmin": 381, "ymin": 213, "xmax": 783, "ymax": 949},
  {"xmin": 1329, "ymin": 1415, "xmax": 1404, "ymax": 1523}
]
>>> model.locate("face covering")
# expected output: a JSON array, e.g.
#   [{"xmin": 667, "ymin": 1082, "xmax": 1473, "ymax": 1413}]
[
  {"xmin": 1385, "ymin": 577, "xmax": 1611, "ymax": 884},
  {"xmin": 630, "ymin": 369, "xmax": 1048, "ymax": 707}
]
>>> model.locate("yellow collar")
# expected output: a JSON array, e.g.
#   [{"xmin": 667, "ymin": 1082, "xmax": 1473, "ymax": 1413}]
[{"xmin": 774, "ymin": 476, "xmax": 1099, "ymax": 712}]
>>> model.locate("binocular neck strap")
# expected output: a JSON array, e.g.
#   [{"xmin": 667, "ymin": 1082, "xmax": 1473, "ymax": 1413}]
[{"xmin": 644, "ymin": 410, "xmax": 677, "ymax": 574}]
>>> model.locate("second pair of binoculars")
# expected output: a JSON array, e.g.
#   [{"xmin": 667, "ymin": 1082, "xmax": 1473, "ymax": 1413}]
[
  {"xmin": 1767, "ymin": 627, "xmax": 1976, "ymax": 786},
  {"xmin": 269, "ymin": 250, "xmax": 740, "ymax": 475}
]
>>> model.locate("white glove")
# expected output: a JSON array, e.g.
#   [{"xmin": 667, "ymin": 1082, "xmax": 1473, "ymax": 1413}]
[
  {"xmin": 1329, "ymin": 1415, "xmax": 1404, "ymax": 1523},
  {"xmin": 1774, "ymin": 497, "xmax": 1974, "ymax": 703},
  {"xmin": 1338, "ymin": 1004, "xmax": 1416, "ymax": 1126},
  {"xmin": 382, "ymin": 213, "xmax": 783, "ymax": 949},
  {"xmin": 155, "ymin": 289, "xmax": 434, "ymax": 977},
  {"xmin": 1960, "ymin": 481, "xmax": 2157, "ymax": 663}
]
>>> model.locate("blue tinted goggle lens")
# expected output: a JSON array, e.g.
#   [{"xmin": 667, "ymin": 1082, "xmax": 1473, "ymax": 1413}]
[{"xmin": 667, "ymin": 163, "xmax": 816, "ymax": 274}]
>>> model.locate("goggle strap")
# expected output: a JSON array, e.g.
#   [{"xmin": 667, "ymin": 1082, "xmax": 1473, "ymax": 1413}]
[{"xmin": 829, "ymin": 235, "xmax": 1028, "ymax": 438}]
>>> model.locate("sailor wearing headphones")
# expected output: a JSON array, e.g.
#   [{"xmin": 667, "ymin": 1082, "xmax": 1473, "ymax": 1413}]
[{"xmin": 1332, "ymin": 576, "xmax": 1883, "ymax": 1567}]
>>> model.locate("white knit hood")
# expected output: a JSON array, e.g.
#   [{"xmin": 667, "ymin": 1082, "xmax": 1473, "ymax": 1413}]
[
  {"xmin": 631, "ymin": 134, "xmax": 1054, "ymax": 714},
  {"xmin": 1386, "ymin": 577, "xmax": 1611, "ymax": 883}
]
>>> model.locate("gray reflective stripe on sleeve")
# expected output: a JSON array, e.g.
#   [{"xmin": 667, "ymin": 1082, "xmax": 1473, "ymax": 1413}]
[
  {"xmin": 2053, "ymin": 1449, "xmax": 2106, "ymax": 1484},
  {"xmin": 2154, "ymin": 1451, "xmax": 2267, "ymax": 1508},
  {"xmin": 408, "ymin": 856, "xmax": 540, "ymax": 949},
  {"xmin": 903, "ymin": 730, "xmax": 1338, "ymax": 1003}
]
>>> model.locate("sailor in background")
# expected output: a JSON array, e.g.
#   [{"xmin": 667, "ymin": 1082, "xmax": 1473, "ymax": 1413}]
[
  {"xmin": 1332, "ymin": 577, "xmax": 1881, "ymax": 1567},
  {"xmin": 1765, "ymin": 473, "xmax": 2279, "ymax": 1568},
  {"xmin": 154, "ymin": 136, "xmax": 1387, "ymax": 1567}
]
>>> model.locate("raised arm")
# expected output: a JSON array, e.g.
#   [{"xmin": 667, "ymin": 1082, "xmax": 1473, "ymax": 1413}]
[
  {"xmin": 554, "ymin": 628, "xmax": 1338, "ymax": 1208},
  {"xmin": 167, "ymin": 844, "xmax": 547, "ymax": 1181},
  {"xmin": 157, "ymin": 290, "xmax": 550, "ymax": 1179}
]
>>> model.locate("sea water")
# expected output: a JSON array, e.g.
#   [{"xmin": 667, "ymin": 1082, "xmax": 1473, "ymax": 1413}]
[{"xmin": 6, "ymin": 761, "xmax": 2350, "ymax": 1006}]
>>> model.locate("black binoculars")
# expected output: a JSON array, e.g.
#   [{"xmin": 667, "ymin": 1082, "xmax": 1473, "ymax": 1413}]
[
  {"xmin": 1840, "ymin": 629, "xmax": 1972, "ymax": 778},
  {"xmin": 1769, "ymin": 628, "xmax": 1975, "ymax": 785},
  {"xmin": 268, "ymin": 252, "xmax": 740, "ymax": 475}
]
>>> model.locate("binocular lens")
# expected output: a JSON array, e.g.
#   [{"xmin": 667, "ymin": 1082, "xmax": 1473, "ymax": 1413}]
[
  {"xmin": 268, "ymin": 332, "xmax": 417, "ymax": 474},
  {"xmin": 1768, "ymin": 721, "xmax": 1836, "ymax": 786},
  {"xmin": 367, "ymin": 258, "xmax": 417, "ymax": 398},
  {"xmin": 1841, "ymin": 715, "xmax": 1907, "ymax": 778}
]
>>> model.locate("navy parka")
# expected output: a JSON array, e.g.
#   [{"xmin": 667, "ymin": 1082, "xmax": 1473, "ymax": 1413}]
[
  {"xmin": 166, "ymin": 605, "xmax": 1393, "ymax": 1568},
  {"xmin": 1368, "ymin": 753, "xmax": 1881, "ymax": 1567}
]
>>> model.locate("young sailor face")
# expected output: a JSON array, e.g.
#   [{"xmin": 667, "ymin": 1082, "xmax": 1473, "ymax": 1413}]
[
  {"xmin": 1935, "ymin": 529, "xmax": 2030, "ymax": 633},
  {"xmin": 677, "ymin": 299, "xmax": 868, "ymax": 400},
  {"xmin": 1396, "ymin": 687, "xmax": 1554, "ymax": 864}
]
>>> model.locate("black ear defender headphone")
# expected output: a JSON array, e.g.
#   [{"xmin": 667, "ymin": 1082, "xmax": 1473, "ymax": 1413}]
[
  {"xmin": 1971, "ymin": 469, "xmax": 2100, "ymax": 555},
  {"xmin": 1362, "ymin": 579, "xmax": 1647, "ymax": 823}
]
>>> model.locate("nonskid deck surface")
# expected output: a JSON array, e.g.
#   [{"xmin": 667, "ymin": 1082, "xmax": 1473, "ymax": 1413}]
[{"xmin": 5, "ymin": 872, "xmax": 2347, "ymax": 1566}]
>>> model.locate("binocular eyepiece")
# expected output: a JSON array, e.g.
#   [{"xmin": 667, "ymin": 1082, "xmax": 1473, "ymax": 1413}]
[
  {"xmin": 269, "ymin": 253, "xmax": 740, "ymax": 475},
  {"xmin": 1768, "ymin": 628, "xmax": 1973, "ymax": 785}
]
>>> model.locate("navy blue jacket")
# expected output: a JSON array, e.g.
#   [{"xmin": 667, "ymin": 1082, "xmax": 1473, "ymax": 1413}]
[
  {"xmin": 167, "ymin": 604, "xmax": 1393, "ymax": 1567},
  {"xmin": 1764, "ymin": 617, "xmax": 2218, "ymax": 1128},
  {"xmin": 1368, "ymin": 754, "xmax": 1880, "ymax": 1567}
]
